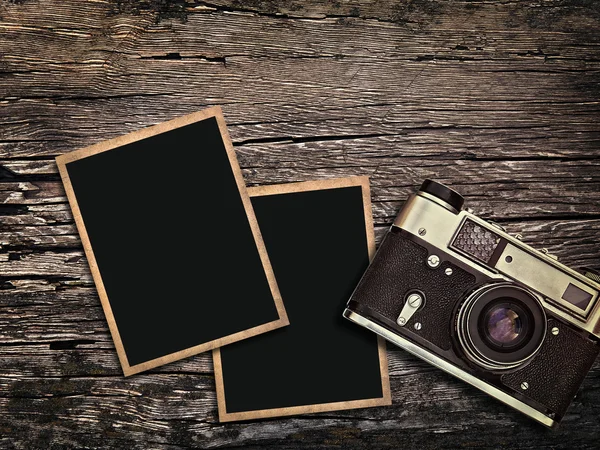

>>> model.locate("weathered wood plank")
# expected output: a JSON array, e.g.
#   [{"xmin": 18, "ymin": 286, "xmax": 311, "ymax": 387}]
[
  {"xmin": 0, "ymin": 224, "xmax": 80, "ymax": 248},
  {"xmin": 201, "ymin": 0, "xmax": 600, "ymax": 35},
  {"xmin": 2, "ymin": 218, "xmax": 600, "ymax": 265},
  {"xmin": 3, "ymin": 158, "xmax": 599, "ymax": 219},
  {"xmin": 0, "ymin": 204, "xmax": 73, "ymax": 228},
  {"xmin": 5, "ymin": 0, "xmax": 600, "ymax": 70},
  {"xmin": 4, "ymin": 57, "xmax": 599, "ymax": 108},
  {"xmin": 0, "ymin": 251, "xmax": 91, "ymax": 278},
  {"xmin": 3, "ymin": 106, "xmax": 600, "ymax": 159},
  {"xmin": 0, "ymin": 360, "xmax": 599, "ymax": 449},
  {"xmin": 1, "ymin": 1, "xmax": 599, "ymax": 164}
]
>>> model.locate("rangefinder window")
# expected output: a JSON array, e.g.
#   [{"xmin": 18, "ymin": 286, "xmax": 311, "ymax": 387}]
[
  {"xmin": 451, "ymin": 219, "xmax": 501, "ymax": 264},
  {"xmin": 562, "ymin": 283, "xmax": 594, "ymax": 311}
]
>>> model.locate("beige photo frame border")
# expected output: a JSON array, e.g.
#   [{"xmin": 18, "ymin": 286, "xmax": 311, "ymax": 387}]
[
  {"xmin": 55, "ymin": 106, "xmax": 289, "ymax": 376},
  {"xmin": 213, "ymin": 176, "xmax": 392, "ymax": 422}
]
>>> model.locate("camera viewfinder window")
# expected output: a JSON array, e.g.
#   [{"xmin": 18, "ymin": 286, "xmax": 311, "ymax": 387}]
[{"xmin": 561, "ymin": 283, "xmax": 594, "ymax": 311}]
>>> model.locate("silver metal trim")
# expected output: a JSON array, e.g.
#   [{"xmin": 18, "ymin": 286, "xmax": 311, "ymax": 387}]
[
  {"xmin": 417, "ymin": 191, "xmax": 460, "ymax": 214},
  {"xmin": 343, "ymin": 309, "xmax": 557, "ymax": 428},
  {"xmin": 496, "ymin": 243, "xmax": 596, "ymax": 319}
]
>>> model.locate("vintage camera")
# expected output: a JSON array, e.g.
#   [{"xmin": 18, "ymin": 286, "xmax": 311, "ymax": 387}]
[{"xmin": 344, "ymin": 180, "xmax": 600, "ymax": 427}]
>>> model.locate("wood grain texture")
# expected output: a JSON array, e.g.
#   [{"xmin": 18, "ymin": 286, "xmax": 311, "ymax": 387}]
[{"xmin": 0, "ymin": 0, "xmax": 599, "ymax": 448}]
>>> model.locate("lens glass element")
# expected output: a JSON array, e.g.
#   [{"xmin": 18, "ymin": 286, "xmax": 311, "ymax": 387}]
[
  {"xmin": 478, "ymin": 298, "xmax": 533, "ymax": 352},
  {"xmin": 485, "ymin": 306, "xmax": 522, "ymax": 345},
  {"xmin": 457, "ymin": 284, "xmax": 547, "ymax": 370}
]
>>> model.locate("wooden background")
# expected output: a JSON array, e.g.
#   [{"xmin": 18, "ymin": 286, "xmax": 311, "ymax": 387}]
[{"xmin": 1, "ymin": 0, "xmax": 599, "ymax": 448}]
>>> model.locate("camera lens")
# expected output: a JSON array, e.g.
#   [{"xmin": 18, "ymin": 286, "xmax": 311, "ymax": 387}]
[
  {"xmin": 481, "ymin": 301, "xmax": 531, "ymax": 350},
  {"xmin": 456, "ymin": 284, "xmax": 546, "ymax": 370},
  {"xmin": 485, "ymin": 306, "xmax": 522, "ymax": 344}
]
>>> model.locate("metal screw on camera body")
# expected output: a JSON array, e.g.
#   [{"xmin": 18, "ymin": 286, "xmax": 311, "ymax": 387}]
[
  {"xmin": 427, "ymin": 254, "xmax": 440, "ymax": 268},
  {"xmin": 414, "ymin": 322, "xmax": 422, "ymax": 331},
  {"xmin": 445, "ymin": 268, "xmax": 453, "ymax": 276},
  {"xmin": 408, "ymin": 293, "xmax": 423, "ymax": 308},
  {"xmin": 521, "ymin": 382, "xmax": 529, "ymax": 390},
  {"xmin": 552, "ymin": 327, "xmax": 559, "ymax": 336},
  {"xmin": 418, "ymin": 228, "xmax": 427, "ymax": 236}
]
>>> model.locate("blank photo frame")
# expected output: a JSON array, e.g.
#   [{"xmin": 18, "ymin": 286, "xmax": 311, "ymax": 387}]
[
  {"xmin": 56, "ymin": 107, "xmax": 288, "ymax": 375},
  {"xmin": 214, "ymin": 177, "xmax": 391, "ymax": 421}
]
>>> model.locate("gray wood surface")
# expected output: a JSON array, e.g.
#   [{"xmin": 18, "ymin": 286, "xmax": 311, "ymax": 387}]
[{"xmin": 1, "ymin": 0, "xmax": 599, "ymax": 448}]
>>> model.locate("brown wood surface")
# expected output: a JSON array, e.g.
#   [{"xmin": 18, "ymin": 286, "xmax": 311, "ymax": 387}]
[{"xmin": 0, "ymin": 0, "xmax": 599, "ymax": 448}]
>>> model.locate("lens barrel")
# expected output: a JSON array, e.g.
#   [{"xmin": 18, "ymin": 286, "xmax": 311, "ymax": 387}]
[{"xmin": 456, "ymin": 283, "xmax": 547, "ymax": 371}]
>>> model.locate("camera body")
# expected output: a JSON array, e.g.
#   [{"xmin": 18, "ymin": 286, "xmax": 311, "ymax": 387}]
[{"xmin": 344, "ymin": 180, "xmax": 600, "ymax": 427}]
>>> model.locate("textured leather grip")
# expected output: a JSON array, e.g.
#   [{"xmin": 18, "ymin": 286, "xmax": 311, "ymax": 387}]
[
  {"xmin": 349, "ymin": 229, "xmax": 477, "ymax": 351},
  {"xmin": 502, "ymin": 318, "xmax": 600, "ymax": 417}
]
